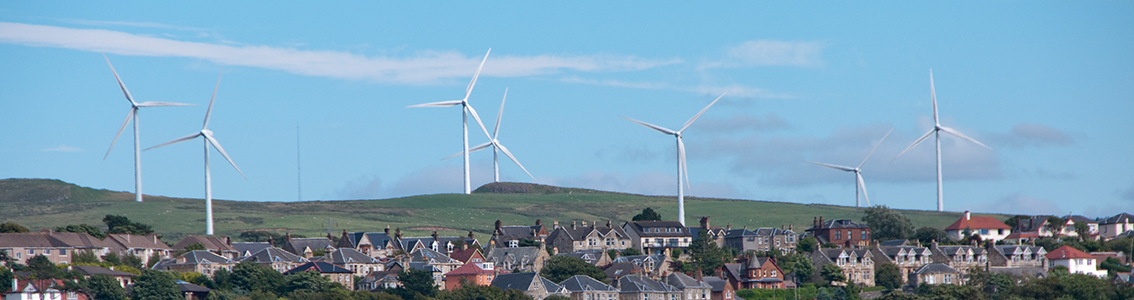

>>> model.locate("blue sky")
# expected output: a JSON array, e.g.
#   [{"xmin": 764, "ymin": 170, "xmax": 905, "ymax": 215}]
[{"xmin": 1, "ymin": 2, "xmax": 1131, "ymax": 220}]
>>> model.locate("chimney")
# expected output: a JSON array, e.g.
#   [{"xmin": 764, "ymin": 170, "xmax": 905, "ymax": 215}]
[
  {"xmin": 385, "ymin": 225, "xmax": 391, "ymax": 235},
  {"xmin": 395, "ymin": 228, "xmax": 402, "ymax": 239},
  {"xmin": 432, "ymin": 231, "xmax": 439, "ymax": 241},
  {"xmin": 554, "ymin": 221, "xmax": 560, "ymax": 229},
  {"xmin": 552, "ymin": 247, "xmax": 559, "ymax": 255},
  {"xmin": 814, "ymin": 217, "xmax": 818, "ymax": 228},
  {"xmin": 153, "ymin": 234, "xmax": 158, "ymax": 244},
  {"xmin": 468, "ymin": 231, "xmax": 475, "ymax": 240},
  {"xmin": 582, "ymin": 221, "xmax": 587, "ymax": 227},
  {"xmin": 268, "ymin": 236, "xmax": 274, "ymax": 246},
  {"xmin": 700, "ymin": 217, "xmax": 709, "ymax": 229},
  {"xmin": 495, "ymin": 220, "xmax": 503, "ymax": 233},
  {"xmin": 726, "ymin": 223, "xmax": 731, "ymax": 231},
  {"xmin": 572, "ymin": 221, "xmax": 576, "ymax": 230},
  {"xmin": 226, "ymin": 236, "xmax": 232, "ymax": 246},
  {"xmin": 819, "ymin": 216, "xmax": 823, "ymax": 226},
  {"xmin": 607, "ymin": 220, "xmax": 612, "ymax": 228},
  {"xmin": 965, "ymin": 211, "xmax": 971, "ymax": 221},
  {"xmin": 789, "ymin": 225, "xmax": 793, "ymax": 231},
  {"xmin": 536, "ymin": 219, "xmax": 542, "ymax": 226},
  {"xmin": 694, "ymin": 268, "xmax": 704, "ymax": 281}
]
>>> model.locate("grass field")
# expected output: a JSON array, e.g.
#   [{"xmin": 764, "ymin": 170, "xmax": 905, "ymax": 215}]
[{"xmin": 0, "ymin": 178, "xmax": 1005, "ymax": 244}]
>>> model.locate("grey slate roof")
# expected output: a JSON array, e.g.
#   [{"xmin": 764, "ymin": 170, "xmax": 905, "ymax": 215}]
[
  {"xmin": 547, "ymin": 223, "xmax": 629, "ymax": 242},
  {"xmin": 487, "ymin": 247, "xmax": 542, "ymax": 266},
  {"xmin": 174, "ymin": 235, "xmax": 237, "ymax": 253},
  {"xmin": 559, "ymin": 275, "xmax": 616, "ymax": 292},
  {"xmin": 491, "ymin": 273, "xmax": 560, "ymax": 292},
  {"xmin": 615, "ymin": 275, "xmax": 679, "ymax": 293},
  {"xmin": 283, "ymin": 261, "xmax": 353, "ymax": 274},
  {"xmin": 666, "ymin": 272, "xmax": 709, "ymax": 289},
  {"xmin": 181, "ymin": 250, "xmax": 234, "ymax": 264},
  {"xmin": 176, "ymin": 280, "xmax": 212, "ymax": 293},
  {"xmin": 612, "ymin": 255, "xmax": 667, "ymax": 273},
  {"xmin": 808, "ymin": 219, "xmax": 869, "ymax": 230},
  {"xmin": 1102, "ymin": 213, "xmax": 1134, "ymax": 225},
  {"xmin": 557, "ymin": 250, "xmax": 605, "ymax": 265},
  {"xmin": 878, "ymin": 240, "xmax": 910, "ymax": 247},
  {"xmin": 702, "ymin": 277, "xmax": 729, "ymax": 293},
  {"xmin": 283, "ymin": 237, "xmax": 336, "ymax": 256},
  {"xmin": 232, "ymin": 242, "xmax": 272, "ymax": 257},
  {"xmin": 623, "ymin": 221, "xmax": 691, "ymax": 238},
  {"xmin": 345, "ymin": 232, "xmax": 394, "ymax": 248},
  {"xmin": 913, "ymin": 263, "xmax": 960, "ymax": 274},
  {"xmin": 71, "ymin": 265, "xmax": 136, "ymax": 277},
  {"xmin": 604, "ymin": 262, "xmax": 642, "ymax": 279},
  {"xmin": 409, "ymin": 248, "xmax": 460, "ymax": 264},
  {"xmin": 327, "ymin": 248, "xmax": 381, "ymax": 264},
  {"xmin": 239, "ymin": 247, "xmax": 308, "ymax": 264}
]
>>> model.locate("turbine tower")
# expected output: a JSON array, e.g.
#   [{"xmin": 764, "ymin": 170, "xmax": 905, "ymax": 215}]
[
  {"xmin": 622, "ymin": 93, "xmax": 725, "ymax": 226},
  {"xmin": 102, "ymin": 54, "xmax": 194, "ymax": 203},
  {"xmin": 894, "ymin": 70, "xmax": 991, "ymax": 211},
  {"xmin": 444, "ymin": 88, "xmax": 534, "ymax": 182},
  {"xmin": 146, "ymin": 74, "xmax": 245, "ymax": 235},
  {"xmin": 408, "ymin": 49, "xmax": 493, "ymax": 194},
  {"xmin": 809, "ymin": 128, "xmax": 892, "ymax": 207}
]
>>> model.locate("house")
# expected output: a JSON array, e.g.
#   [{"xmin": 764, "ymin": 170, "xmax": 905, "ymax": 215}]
[
  {"xmin": 71, "ymin": 265, "xmax": 137, "ymax": 288},
  {"xmin": 665, "ymin": 272, "xmax": 711, "ymax": 300},
  {"xmin": 339, "ymin": 228, "xmax": 398, "ymax": 258},
  {"xmin": 238, "ymin": 247, "xmax": 309, "ymax": 273},
  {"xmin": 0, "ymin": 231, "xmax": 89, "ymax": 265},
  {"xmin": 445, "ymin": 262, "xmax": 496, "ymax": 290},
  {"xmin": 611, "ymin": 275, "xmax": 682, "ymax": 300},
  {"xmin": 687, "ymin": 217, "xmax": 727, "ymax": 247},
  {"xmin": 1046, "ymin": 245, "xmax": 1106, "ymax": 277},
  {"xmin": 805, "ymin": 217, "xmax": 871, "ymax": 248},
  {"xmin": 929, "ymin": 243, "xmax": 989, "ymax": 276},
  {"xmin": 6, "ymin": 278, "xmax": 88, "ymax": 300},
  {"xmin": 103, "ymin": 233, "xmax": 172, "ymax": 261},
  {"xmin": 491, "ymin": 219, "xmax": 549, "ymax": 248},
  {"xmin": 231, "ymin": 242, "xmax": 272, "ymax": 257},
  {"xmin": 556, "ymin": 250, "xmax": 613, "ymax": 267},
  {"xmin": 153, "ymin": 250, "xmax": 236, "ymax": 277},
  {"xmin": 490, "ymin": 272, "xmax": 566, "ymax": 300},
  {"xmin": 407, "ymin": 247, "xmax": 464, "ymax": 276},
  {"xmin": 280, "ymin": 234, "xmax": 336, "ymax": 258},
  {"xmin": 1099, "ymin": 213, "xmax": 1134, "ymax": 240},
  {"xmin": 559, "ymin": 275, "xmax": 618, "ymax": 300},
  {"xmin": 870, "ymin": 244, "xmax": 932, "ymax": 285},
  {"xmin": 604, "ymin": 262, "xmax": 644, "ymax": 281},
  {"xmin": 990, "ymin": 245, "xmax": 1048, "ymax": 268},
  {"xmin": 810, "ymin": 248, "xmax": 875, "ymax": 286},
  {"xmin": 284, "ymin": 262, "xmax": 355, "ymax": 290},
  {"xmin": 701, "ymin": 277, "xmax": 735, "ymax": 300},
  {"xmin": 622, "ymin": 221, "xmax": 693, "ymax": 255},
  {"xmin": 42, "ymin": 231, "xmax": 112, "ymax": 259},
  {"xmin": 357, "ymin": 271, "xmax": 401, "ymax": 291},
  {"xmin": 397, "ymin": 231, "xmax": 479, "ymax": 255},
  {"xmin": 721, "ymin": 254, "xmax": 785, "ymax": 289},
  {"xmin": 546, "ymin": 220, "xmax": 632, "ymax": 253},
  {"xmin": 325, "ymin": 248, "xmax": 384, "ymax": 277},
  {"xmin": 907, "ymin": 263, "xmax": 962, "ymax": 287},
  {"xmin": 175, "ymin": 280, "xmax": 213, "ymax": 300},
  {"xmin": 448, "ymin": 247, "xmax": 486, "ymax": 264},
  {"xmin": 944, "ymin": 211, "xmax": 1011, "ymax": 242},
  {"xmin": 1064, "ymin": 215, "xmax": 1100, "ymax": 240},
  {"xmin": 172, "ymin": 235, "xmax": 239, "ymax": 258},
  {"xmin": 723, "ymin": 227, "xmax": 797, "ymax": 254},
  {"xmin": 611, "ymin": 255, "xmax": 671, "ymax": 280},
  {"xmin": 486, "ymin": 246, "xmax": 550, "ymax": 273}
]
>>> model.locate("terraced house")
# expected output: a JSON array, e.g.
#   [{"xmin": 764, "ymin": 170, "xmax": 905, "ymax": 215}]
[
  {"xmin": 0, "ymin": 231, "xmax": 110, "ymax": 265},
  {"xmin": 723, "ymin": 227, "xmax": 797, "ymax": 254},
  {"xmin": 623, "ymin": 221, "xmax": 692, "ymax": 255},
  {"xmin": 546, "ymin": 220, "xmax": 632, "ymax": 253},
  {"xmin": 811, "ymin": 247, "xmax": 875, "ymax": 287}
]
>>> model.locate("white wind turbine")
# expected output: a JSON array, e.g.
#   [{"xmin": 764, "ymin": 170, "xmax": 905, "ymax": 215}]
[
  {"xmin": 102, "ymin": 55, "xmax": 195, "ymax": 203},
  {"xmin": 622, "ymin": 93, "xmax": 725, "ymax": 226},
  {"xmin": 145, "ymin": 74, "xmax": 245, "ymax": 235},
  {"xmin": 810, "ymin": 129, "xmax": 892, "ymax": 208},
  {"xmin": 893, "ymin": 70, "xmax": 991, "ymax": 212},
  {"xmin": 443, "ymin": 88, "xmax": 535, "ymax": 182},
  {"xmin": 408, "ymin": 49, "xmax": 493, "ymax": 194}
]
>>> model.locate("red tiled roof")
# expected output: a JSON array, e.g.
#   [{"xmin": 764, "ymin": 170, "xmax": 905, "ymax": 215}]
[
  {"xmin": 446, "ymin": 263, "xmax": 493, "ymax": 275},
  {"xmin": 1045, "ymin": 245, "xmax": 1094, "ymax": 260},
  {"xmin": 1005, "ymin": 232, "xmax": 1039, "ymax": 239},
  {"xmin": 449, "ymin": 248, "xmax": 481, "ymax": 263},
  {"xmin": 944, "ymin": 216, "xmax": 1011, "ymax": 230}
]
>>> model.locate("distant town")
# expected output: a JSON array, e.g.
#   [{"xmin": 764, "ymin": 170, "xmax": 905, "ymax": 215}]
[{"xmin": 1, "ymin": 207, "xmax": 1132, "ymax": 300}]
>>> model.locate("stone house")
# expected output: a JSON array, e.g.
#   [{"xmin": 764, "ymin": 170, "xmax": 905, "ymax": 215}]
[
  {"xmin": 546, "ymin": 220, "xmax": 632, "ymax": 253},
  {"xmin": 622, "ymin": 221, "xmax": 692, "ymax": 256},
  {"xmin": 490, "ymin": 272, "xmax": 566, "ymax": 300}
]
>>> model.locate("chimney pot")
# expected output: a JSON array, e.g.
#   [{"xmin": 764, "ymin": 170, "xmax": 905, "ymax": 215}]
[
  {"xmin": 571, "ymin": 221, "xmax": 576, "ymax": 229},
  {"xmin": 965, "ymin": 211, "xmax": 971, "ymax": 221},
  {"xmin": 536, "ymin": 219, "xmax": 542, "ymax": 226}
]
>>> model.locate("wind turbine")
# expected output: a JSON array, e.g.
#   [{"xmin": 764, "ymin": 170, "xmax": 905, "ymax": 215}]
[
  {"xmin": 102, "ymin": 54, "xmax": 195, "ymax": 203},
  {"xmin": 444, "ymin": 88, "xmax": 535, "ymax": 182},
  {"xmin": 893, "ymin": 70, "xmax": 991, "ymax": 212},
  {"xmin": 809, "ymin": 128, "xmax": 892, "ymax": 207},
  {"xmin": 621, "ymin": 93, "xmax": 725, "ymax": 226},
  {"xmin": 145, "ymin": 74, "xmax": 245, "ymax": 235},
  {"xmin": 408, "ymin": 49, "xmax": 493, "ymax": 194}
]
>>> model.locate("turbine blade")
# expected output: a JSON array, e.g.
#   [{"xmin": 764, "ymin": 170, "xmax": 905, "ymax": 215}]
[
  {"xmin": 679, "ymin": 138, "xmax": 691, "ymax": 194},
  {"xmin": 104, "ymin": 109, "xmax": 135, "ymax": 160},
  {"xmin": 857, "ymin": 128, "xmax": 893, "ymax": 169},
  {"xmin": 464, "ymin": 49, "xmax": 491, "ymax": 101},
  {"xmin": 407, "ymin": 100, "xmax": 463, "ymax": 108},
  {"xmin": 621, "ymin": 116, "xmax": 677, "ymax": 135},
  {"xmin": 679, "ymin": 93, "xmax": 726, "ymax": 133},
  {"xmin": 808, "ymin": 161, "xmax": 856, "ymax": 172},
  {"xmin": 203, "ymin": 73, "xmax": 222, "ymax": 129},
  {"xmin": 497, "ymin": 143, "xmax": 535, "ymax": 180},
  {"xmin": 135, "ymin": 101, "xmax": 196, "ymax": 107},
  {"xmin": 939, "ymin": 126, "xmax": 992, "ymax": 150},
  {"xmin": 465, "ymin": 105, "xmax": 493, "ymax": 140},
  {"xmin": 442, "ymin": 142, "xmax": 493, "ymax": 160},
  {"xmin": 493, "ymin": 88, "xmax": 506, "ymax": 139},
  {"xmin": 930, "ymin": 69, "xmax": 939, "ymax": 125},
  {"xmin": 203, "ymin": 132, "xmax": 246, "ymax": 179},
  {"xmin": 103, "ymin": 54, "xmax": 136, "ymax": 106},
  {"xmin": 892, "ymin": 129, "xmax": 936, "ymax": 162},
  {"xmin": 145, "ymin": 132, "xmax": 201, "ymax": 151},
  {"xmin": 857, "ymin": 172, "xmax": 870, "ymax": 206}
]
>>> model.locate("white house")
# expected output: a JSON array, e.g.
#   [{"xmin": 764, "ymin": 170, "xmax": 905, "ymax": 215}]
[
  {"xmin": 944, "ymin": 211, "xmax": 1011, "ymax": 242},
  {"xmin": 1045, "ymin": 245, "xmax": 1106, "ymax": 277}
]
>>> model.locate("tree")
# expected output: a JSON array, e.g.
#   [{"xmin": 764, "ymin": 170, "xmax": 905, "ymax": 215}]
[
  {"xmin": 27, "ymin": 255, "xmax": 61, "ymax": 279},
  {"xmin": 55, "ymin": 224, "xmax": 107, "ymax": 239},
  {"xmin": 72, "ymin": 250, "xmax": 99, "ymax": 264},
  {"xmin": 797, "ymin": 236, "xmax": 818, "ymax": 253},
  {"xmin": 284, "ymin": 269, "xmax": 339, "ymax": 295},
  {"xmin": 1003, "ymin": 215, "xmax": 1029, "ymax": 230},
  {"xmin": 620, "ymin": 248, "xmax": 643, "ymax": 256},
  {"xmin": 0, "ymin": 222, "xmax": 29, "ymax": 233},
  {"xmin": 147, "ymin": 253, "xmax": 163, "ymax": 268},
  {"xmin": 437, "ymin": 284, "xmax": 532, "ymax": 300},
  {"xmin": 103, "ymin": 214, "xmax": 154, "ymax": 235},
  {"xmin": 397, "ymin": 267, "xmax": 438, "ymax": 297},
  {"xmin": 102, "ymin": 252, "xmax": 121, "ymax": 265},
  {"xmin": 632, "ymin": 208, "xmax": 662, "ymax": 221},
  {"xmin": 122, "ymin": 253, "xmax": 144, "ymax": 269},
  {"xmin": 518, "ymin": 238, "xmax": 542, "ymax": 247},
  {"xmin": 1074, "ymin": 222, "xmax": 1090, "ymax": 241},
  {"xmin": 792, "ymin": 255, "xmax": 815, "ymax": 283},
  {"xmin": 874, "ymin": 263, "xmax": 902, "ymax": 290},
  {"xmin": 820, "ymin": 264, "xmax": 846, "ymax": 285},
  {"xmin": 607, "ymin": 249, "xmax": 619, "ymax": 260},
  {"xmin": 861, "ymin": 205, "xmax": 914, "ymax": 241},
  {"xmin": 540, "ymin": 255, "xmax": 606, "ymax": 282},
  {"xmin": 231, "ymin": 261, "xmax": 285, "ymax": 295},
  {"xmin": 688, "ymin": 230, "xmax": 729, "ymax": 275},
  {"xmin": 85, "ymin": 274, "xmax": 127, "ymax": 300},
  {"xmin": 0, "ymin": 266, "xmax": 12, "ymax": 292},
  {"xmin": 913, "ymin": 226, "xmax": 948, "ymax": 245},
  {"xmin": 132, "ymin": 269, "xmax": 181, "ymax": 300},
  {"xmin": 1044, "ymin": 216, "xmax": 1065, "ymax": 238}
]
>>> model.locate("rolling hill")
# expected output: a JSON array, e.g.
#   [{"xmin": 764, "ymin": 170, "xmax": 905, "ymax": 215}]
[{"xmin": 0, "ymin": 178, "xmax": 1003, "ymax": 244}]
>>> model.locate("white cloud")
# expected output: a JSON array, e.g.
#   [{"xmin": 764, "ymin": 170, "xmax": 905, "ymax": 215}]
[
  {"xmin": 560, "ymin": 76, "xmax": 790, "ymax": 99},
  {"xmin": 695, "ymin": 113, "xmax": 790, "ymax": 134},
  {"xmin": 963, "ymin": 193, "xmax": 1064, "ymax": 216},
  {"xmin": 0, "ymin": 22, "xmax": 678, "ymax": 85},
  {"xmin": 986, "ymin": 123, "xmax": 1074, "ymax": 148},
  {"xmin": 42, "ymin": 145, "xmax": 82, "ymax": 152},
  {"xmin": 57, "ymin": 19, "xmax": 205, "ymax": 31},
  {"xmin": 701, "ymin": 40, "xmax": 824, "ymax": 69}
]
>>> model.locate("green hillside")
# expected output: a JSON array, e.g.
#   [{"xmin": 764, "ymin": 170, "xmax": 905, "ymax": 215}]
[{"xmin": 0, "ymin": 178, "xmax": 1003, "ymax": 244}]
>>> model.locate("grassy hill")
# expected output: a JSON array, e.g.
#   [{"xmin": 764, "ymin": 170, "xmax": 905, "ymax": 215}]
[{"xmin": 0, "ymin": 178, "xmax": 1005, "ymax": 244}]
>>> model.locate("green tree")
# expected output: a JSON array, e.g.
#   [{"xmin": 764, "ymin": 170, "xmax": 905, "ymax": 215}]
[
  {"xmin": 212, "ymin": 267, "xmax": 235, "ymax": 292},
  {"xmin": 797, "ymin": 236, "xmax": 818, "ymax": 253},
  {"xmin": 1074, "ymin": 222, "xmax": 1090, "ymax": 241},
  {"xmin": 397, "ymin": 267, "xmax": 438, "ymax": 297},
  {"xmin": 132, "ymin": 269, "xmax": 181, "ymax": 300},
  {"xmin": 688, "ymin": 230, "xmax": 730, "ymax": 275},
  {"xmin": 913, "ymin": 226, "xmax": 948, "ymax": 245},
  {"xmin": 0, "ymin": 222, "xmax": 29, "ymax": 233},
  {"xmin": 102, "ymin": 252, "xmax": 121, "ymax": 265},
  {"xmin": 792, "ymin": 255, "xmax": 815, "ymax": 283},
  {"xmin": 0, "ymin": 266, "xmax": 12, "ymax": 291},
  {"xmin": 607, "ymin": 249, "xmax": 619, "ymax": 260},
  {"xmin": 861, "ymin": 205, "xmax": 914, "ymax": 241},
  {"xmin": 284, "ymin": 269, "xmax": 343, "ymax": 295},
  {"xmin": 122, "ymin": 253, "xmax": 144, "ymax": 269},
  {"xmin": 27, "ymin": 255, "xmax": 61, "ymax": 279},
  {"xmin": 231, "ymin": 261, "xmax": 285, "ymax": 295},
  {"xmin": 540, "ymin": 255, "xmax": 606, "ymax": 282},
  {"xmin": 85, "ymin": 274, "xmax": 127, "ymax": 300},
  {"xmin": 55, "ymin": 224, "xmax": 107, "ymax": 239},
  {"xmin": 632, "ymin": 207, "xmax": 662, "ymax": 221},
  {"xmin": 1044, "ymin": 216, "xmax": 1065, "ymax": 238},
  {"xmin": 437, "ymin": 284, "xmax": 532, "ymax": 300},
  {"xmin": 874, "ymin": 263, "xmax": 902, "ymax": 290},
  {"xmin": 1002, "ymin": 215, "xmax": 1030, "ymax": 231},
  {"xmin": 820, "ymin": 264, "xmax": 846, "ymax": 285},
  {"xmin": 620, "ymin": 248, "xmax": 643, "ymax": 256},
  {"xmin": 518, "ymin": 238, "xmax": 542, "ymax": 247},
  {"xmin": 146, "ymin": 253, "xmax": 163, "ymax": 268},
  {"xmin": 102, "ymin": 214, "xmax": 154, "ymax": 235},
  {"xmin": 72, "ymin": 250, "xmax": 100, "ymax": 264}
]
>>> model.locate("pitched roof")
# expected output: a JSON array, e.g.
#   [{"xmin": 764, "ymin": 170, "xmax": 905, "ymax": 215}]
[
  {"xmin": 666, "ymin": 272, "xmax": 709, "ymax": 289},
  {"xmin": 913, "ymin": 263, "xmax": 960, "ymax": 274},
  {"xmin": 491, "ymin": 272, "xmax": 539, "ymax": 290},
  {"xmin": 46, "ymin": 232, "xmax": 111, "ymax": 249},
  {"xmin": 1045, "ymin": 245, "xmax": 1095, "ymax": 260},
  {"xmin": 180, "ymin": 250, "xmax": 235, "ymax": 264},
  {"xmin": 104, "ymin": 234, "xmax": 170, "ymax": 251},
  {"xmin": 409, "ymin": 248, "xmax": 460, "ymax": 264},
  {"xmin": 71, "ymin": 265, "xmax": 136, "ymax": 277},
  {"xmin": 0, "ymin": 232, "xmax": 65, "ymax": 248},
  {"xmin": 345, "ymin": 232, "xmax": 394, "ymax": 248},
  {"xmin": 944, "ymin": 215, "xmax": 1011, "ymax": 230},
  {"xmin": 448, "ymin": 262, "xmax": 494, "ymax": 276},
  {"xmin": 176, "ymin": 280, "xmax": 212, "ymax": 293},
  {"xmin": 239, "ymin": 247, "xmax": 308, "ymax": 264},
  {"xmin": 487, "ymin": 247, "xmax": 543, "ymax": 266},
  {"xmin": 1064, "ymin": 215, "xmax": 1097, "ymax": 224},
  {"xmin": 604, "ymin": 262, "xmax": 642, "ymax": 279},
  {"xmin": 623, "ymin": 221, "xmax": 691, "ymax": 237},
  {"xmin": 702, "ymin": 277, "xmax": 729, "ymax": 293},
  {"xmin": 232, "ymin": 242, "xmax": 272, "ymax": 256},
  {"xmin": 807, "ymin": 219, "xmax": 870, "ymax": 231},
  {"xmin": 559, "ymin": 275, "xmax": 616, "ymax": 292},
  {"xmin": 547, "ymin": 223, "xmax": 629, "ymax": 242},
  {"xmin": 327, "ymin": 248, "xmax": 380, "ymax": 264},
  {"xmin": 284, "ymin": 261, "xmax": 353, "ymax": 274},
  {"xmin": 615, "ymin": 275, "xmax": 678, "ymax": 293},
  {"xmin": 448, "ymin": 248, "xmax": 482, "ymax": 263},
  {"xmin": 1102, "ymin": 213, "xmax": 1134, "ymax": 225},
  {"xmin": 173, "ymin": 235, "xmax": 237, "ymax": 252},
  {"xmin": 283, "ymin": 237, "xmax": 336, "ymax": 256}
]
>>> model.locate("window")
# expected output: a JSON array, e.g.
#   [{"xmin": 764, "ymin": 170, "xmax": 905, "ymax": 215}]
[
  {"xmin": 28, "ymin": 249, "xmax": 34, "ymax": 255},
  {"xmin": 60, "ymin": 249, "xmax": 67, "ymax": 256},
  {"xmin": 846, "ymin": 231, "xmax": 851, "ymax": 239},
  {"xmin": 945, "ymin": 274, "xmax": 953, "ymax": 284},
  {"xmin": 980, "ymin": 229, "xmax": 989, "ymax": 235},
  {"xmin": 747, "ymin": 237, "xmax": 755, "ymax": 242},
  {"xmin": 835, "ymin": 231, "xmax": 841, "ymax": 240},
  {"xmin": 44, "ymin": 249, "xmax": 51, "ymax": 255},
  {"xmin": 927, "ymin": 275, "xmax": 934, "ymax": 284},
  {"xmin": 861, "ymin": 231, "xmax": 867, "ymax": 240}
]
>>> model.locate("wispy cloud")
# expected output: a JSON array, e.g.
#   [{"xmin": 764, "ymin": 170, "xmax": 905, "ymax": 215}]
[
  {"xmin": 0, "ymin": 22, "xmax": 678, "ymax": 85},
  {"xmin": 560, "ymin": 76, "xmax": 791, "ymax": 98},
  {"xmin": 57, "ymin": 19, "xmax": 206, "ymax": 31},
  {"xmin": 701, "ymin": 40, "xmax": 824, "ymax": 69},
  {"xmin": 696, "ymin": 113, "xmax": 790, "ymax": 134},
  {"xmin": 42, "ymin": 145, "xmax": 82, "ymax": 152},
  {"xmin": 985, "ymin": 123, "xmax": 1074, "ymax": 148}
]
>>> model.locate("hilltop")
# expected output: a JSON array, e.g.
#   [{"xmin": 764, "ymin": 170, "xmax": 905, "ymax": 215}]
[{"xmin": 0, "ymin": 178, "xmax": 1002, "ymax": 243}]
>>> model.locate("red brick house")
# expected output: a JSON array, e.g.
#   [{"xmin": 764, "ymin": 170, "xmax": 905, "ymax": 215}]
[{"xmin": 805, "ymin": 217, "xmax": 871, "ymax": 248}]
